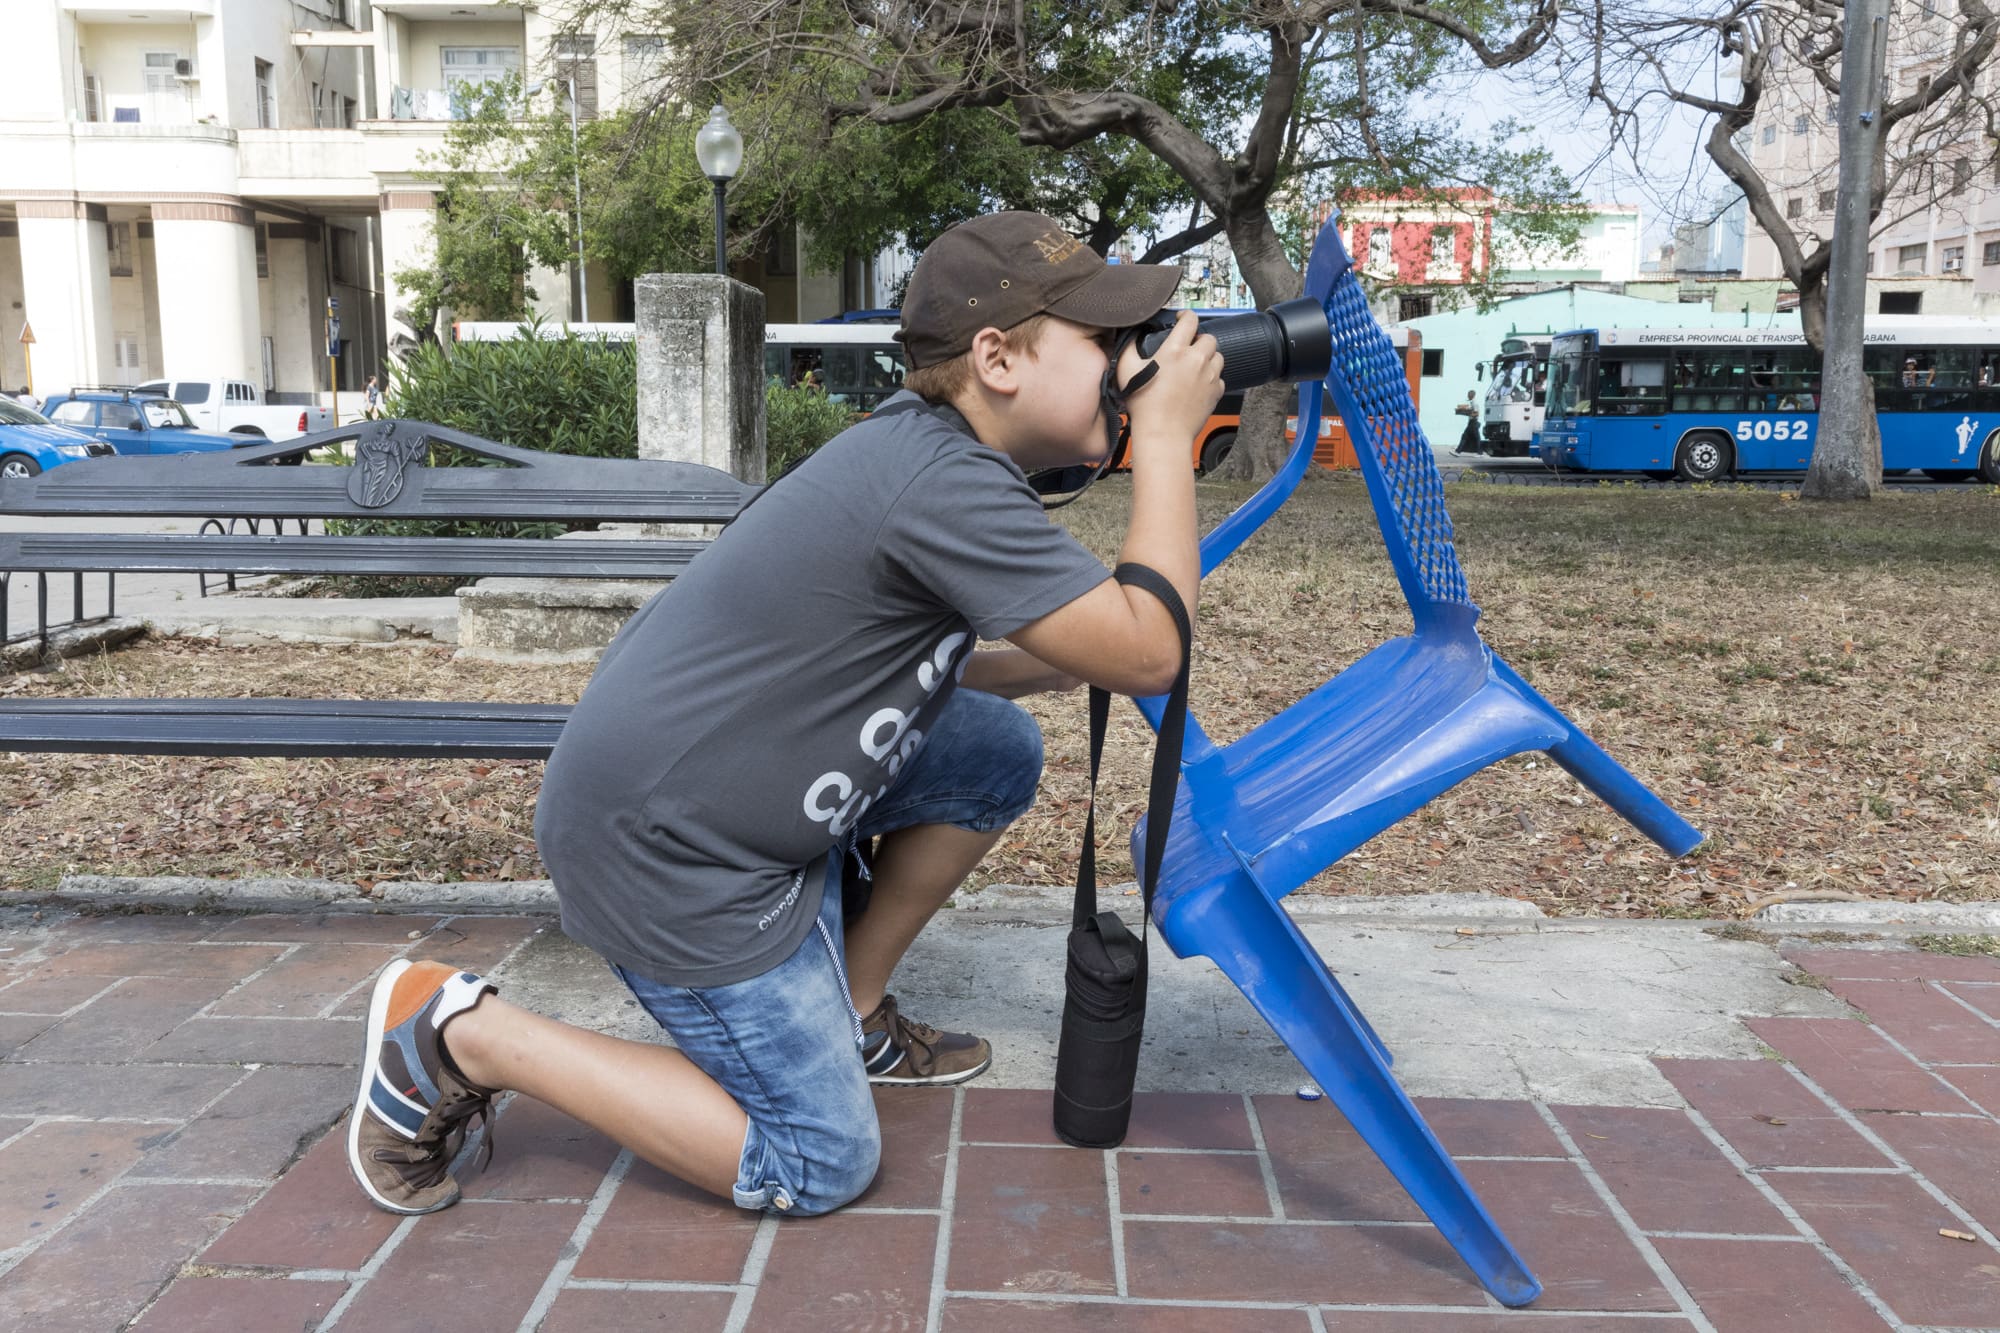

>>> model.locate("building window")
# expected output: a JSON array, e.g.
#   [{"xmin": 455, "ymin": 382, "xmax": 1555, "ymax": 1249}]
[
  {"xmin": 554, "ymin": 33, "xmax": 598, "ymax": 120},
  {"xmin": 255, "ymin": 224, "xmax": 269, "ymax": 278},
  {"xmin": 622, "ymin": 34, "xmax": 665, "ymax": 95},
  {"xmin": 1791, "ymin": 114, "xmax": 1809, "ymax": 135},
  {"xmin": 255, "ymin": 59, "xmax": 273, "ymax": 127},
  {"xmin": 1943, "ymin": 245, "xmax": 1965, "ymax": 272},
  {"xmin": 1817, "ymin": 189, "xmax": 1835, "ymax": 212},
  {"xmin": 1786, "ymin": 197, "xmax": 1804, "ymax": 219},
  {"xmin": 1824, "ymin": 96, "xmax": 1837, "ymax": 124},
  {"xmin": 1760, "ymin": 124, "xmax": 1777, "ymax": 145},
  {"xmin": 1879, "ymin": 292, "xmax": 1921, "ymax": 315},
  {"xmin": 143, "ymin": 51, "xmax": 185, "ymax": 123},
  {"xmin": 1430, "ymin": 229, "xmax": 1455, "ymax": 267},
  {"xmin": 1420, "ymin": 348, "xmax": 1445, "ymax": 377},
  {"xmin": 83, "ymin": 72, "xmax": 101, "ymax": 122},
  {"xmin": 442, "ymin": 47, "xmax": 522, "ymax": 115},
  {"xmin": 1984, "ymin": 240, "xmax": 2000, "ymax": 266},
  {"xmin": 106, "ymin": 221, "xmax": 133, "ymax": 277},
  {"xmin": 1896, "ymin": 243, "xmax": 1927, "ymax": 274},
  {"xmin": 1399, "ymin": 294, "xmax": 1434, "ymax": 321},
  {"xmin": 1367, "ymin": 227, "xmax": 1391, "ymax": 271},
  {"xmin": 1950, "ymin": 157, "xmax": 1971, "ymax": 194}
]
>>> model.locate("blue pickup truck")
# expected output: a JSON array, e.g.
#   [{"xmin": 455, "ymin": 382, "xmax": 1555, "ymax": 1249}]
[
  {"xmin": 40, "ymin": 388, "xmax": 246, "ymax": 458},
  {"xmin": 0, "ymin": 396, "xmax": 116, "ymax": 478}
]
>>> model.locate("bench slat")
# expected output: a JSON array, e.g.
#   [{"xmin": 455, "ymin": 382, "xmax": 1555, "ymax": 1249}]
[
  {"xmin": 0, "ymin": 698, "xmax": 571, "ymax": 759},
  {"xmin": 0, "ymin": 534, "xmax": 704, "ymax": 580}
]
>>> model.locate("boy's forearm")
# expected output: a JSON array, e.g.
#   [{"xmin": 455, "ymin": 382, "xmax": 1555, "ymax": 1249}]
[
  {"xmin": 1116, "ymin": 430, "xmax": 1201, "ymax": 630},
  {"xmin": 961, "ymin": 646, "xmax": 1076, "ymax": 698}
]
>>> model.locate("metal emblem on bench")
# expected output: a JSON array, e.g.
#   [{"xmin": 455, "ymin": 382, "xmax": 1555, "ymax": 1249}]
[{"xmin": 348, "ymin": 423, "xmax": 429, "ymax": 509}]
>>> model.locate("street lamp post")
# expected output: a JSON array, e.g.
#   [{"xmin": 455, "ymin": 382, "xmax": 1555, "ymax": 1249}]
[
  {"xmin": 525, "ymin": 76, "xmax": 589, "ymax": 322},
  {"xmin": 567, "ymin": 74, "xmax": 587, "ymax": 322},
  {"xmin": 694, "ymin": 105, "xmax": 743, "ymax": 278}
]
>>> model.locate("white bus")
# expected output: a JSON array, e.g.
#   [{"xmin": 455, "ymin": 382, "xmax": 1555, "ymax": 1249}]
[{"xmin": 452, "ymin": 321, "xmax": 909, "ymax": 413}]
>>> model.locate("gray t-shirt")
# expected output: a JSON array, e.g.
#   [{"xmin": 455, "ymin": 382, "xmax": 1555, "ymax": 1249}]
[{"xmin": 534, "ymin": 395, "xmax": 1111, "ymax": 987}]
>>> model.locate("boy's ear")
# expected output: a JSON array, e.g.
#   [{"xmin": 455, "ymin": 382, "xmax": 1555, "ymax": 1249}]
[{"xmin": 966, "ymin": 326, "xmax": 1020, "ymax": 397}]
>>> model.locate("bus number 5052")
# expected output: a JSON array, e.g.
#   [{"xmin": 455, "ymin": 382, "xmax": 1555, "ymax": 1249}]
[{"xmin": 1735, "ymin": 419, "xmax": 1810, "ymax": 442}]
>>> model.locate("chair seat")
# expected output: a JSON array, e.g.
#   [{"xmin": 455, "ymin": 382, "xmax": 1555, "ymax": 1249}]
[{"xmin": 1147, "ymin": 626, "xmax": 1570, "ymax": 944}]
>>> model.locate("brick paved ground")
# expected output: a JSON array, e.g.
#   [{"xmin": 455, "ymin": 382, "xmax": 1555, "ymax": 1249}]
[{"xmin": 2, "ymin": 909, "xmax": 1997, "ymax": 1331}]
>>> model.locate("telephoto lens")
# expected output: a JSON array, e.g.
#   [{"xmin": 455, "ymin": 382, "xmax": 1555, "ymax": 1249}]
[{"xmin": 1135, "ymin": 297, "xmax": 1332, "ymax": 392}]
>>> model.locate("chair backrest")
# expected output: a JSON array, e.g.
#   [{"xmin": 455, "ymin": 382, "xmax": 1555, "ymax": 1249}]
[{"xmin": 1311, "ymin": 220, "xmax": 1474, "ymax": 625}]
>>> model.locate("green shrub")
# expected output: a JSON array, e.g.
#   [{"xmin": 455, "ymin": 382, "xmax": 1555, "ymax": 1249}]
[
  {"xmin": 765, "ymin": 378, "xmax": 859, "ymax": 480},
  {"xmin": 335, "ymin": 324, "xmax": 639, "ymax": 541}
]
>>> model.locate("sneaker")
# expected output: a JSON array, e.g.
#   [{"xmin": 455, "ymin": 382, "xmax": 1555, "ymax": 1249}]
[
  {"xmin": 347, "ymin": 959, "xmax": 499, "ymax": 1215},
  {"xmin": 860, "ymin": 993, "xmax": 992, "ymax": 1086}
]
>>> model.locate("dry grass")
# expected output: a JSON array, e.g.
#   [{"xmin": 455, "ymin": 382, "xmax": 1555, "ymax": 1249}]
[{"xmin": 3, "ymin": 475, "xmax": 1996, "ymax": 916}]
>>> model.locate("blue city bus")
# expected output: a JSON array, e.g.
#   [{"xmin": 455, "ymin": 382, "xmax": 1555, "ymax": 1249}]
[{"xmin": 1536, "ymin": 324, "xmax": 2000, "ymax": 483}]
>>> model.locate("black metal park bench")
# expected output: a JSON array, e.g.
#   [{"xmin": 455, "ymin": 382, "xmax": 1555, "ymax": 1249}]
[{"xmin": 0, "ymin": 419, "xmax": 755, "ymax": 759}]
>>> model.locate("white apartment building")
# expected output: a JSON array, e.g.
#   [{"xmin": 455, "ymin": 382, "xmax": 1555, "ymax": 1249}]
[
  {"xmin": 1739, "ymin": 5, "xmax": 2000, "ymax": 313},
  {"xmin": 0, "ymin": 1, "xmax": 881, "ymax": 405}
]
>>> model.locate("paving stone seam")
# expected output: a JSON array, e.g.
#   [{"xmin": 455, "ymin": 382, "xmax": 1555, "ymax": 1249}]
[
  {"xmin": 0, "ymin": 1064, "xmax": 256, "ymax": 1284},
  {"xmin": 1302, "ymin": 1306, "xmax": 1332, "ymax": 1333},
  {"xmin": 519, "ymin": 1146, "xmax": 634, "ymax": 1330},
  {"xmin": 315, "ymin": 946, "xmax": 419, "ymax": 1020},
  {"xmin": 1851, "ymin": 1021, "xmax": 1992, "ymax": 1115},
  {"xmin": 1240, "ymin": 1094, "xmax": 1290, "ymax": 1222},
  {"xmin": 948, "ymin": 1289, "xmax": 1696, "ymax": 1317},
  {"xmin": 564, "ymin": 1277, "xmax": 746, "ymax": 1292},
  {"xmin": 0, "ymin": 977, "xmax": 124, "ymax": 1018},
  {"xmin": 1778, "ymin": 1062, "xmax": 2000, "ymax": 1248},
  {"xmin": 1933, "ymin": 983, "xmax": 2000, "ymax": 1032},
  {"xmin": 1678, "ymin": 1104, "xmax": 1907, "ymax": 1328},
  {"xmin": 840, "ymin": 1204, "xmax": 945, "ymax": 1216},
  {"xmin": 1755, "ymin": 1164, "xmax": 1923, "ymax": 1175},
  {"xmin": 195, "ymin": 940, "xmax": 306, "ymax": 1018},
  {"xmin": 1113, "ymin": 1213, "xmax": 1438, "ymax": 1228},
  {"xmin": 314, "ymin": 1213, "xmax": 421, "ymax": 1331},
  {"xmin": 720, "ymin": 1212, "xmax": 781, "ymax": 1333},
  {"xmin": 1104, "ymin": 1129, "xmax": 1133, "ymax": 1299},
  {"xmin": 920, "ymin": 1085, "xmax": 969, "ymax": 1333},
  {"xmin": 1532, "ymin": 1101, "xmax": 1718, "ymax": 1333},
  {"xmin": 1640, "ymin": 1229, "xmax": 1817, "ymax": 1243}
]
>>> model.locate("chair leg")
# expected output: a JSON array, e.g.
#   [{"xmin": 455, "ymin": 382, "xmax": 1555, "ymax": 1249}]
[
  {"xmin": 1171, "ymin": 872, "xmax": 1543, "ymax": 1307},
  {"xmin": 1489, "ymin": 656, "xmax": 1703, "ymax": 857}
]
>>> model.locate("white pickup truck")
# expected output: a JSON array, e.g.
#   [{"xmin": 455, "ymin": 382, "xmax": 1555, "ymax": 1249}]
[{"xmin": 132, "ymin": 378, "xmax": 334, "ymax": 440}]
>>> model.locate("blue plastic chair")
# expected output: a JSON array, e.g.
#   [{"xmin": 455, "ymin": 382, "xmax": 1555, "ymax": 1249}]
[{"xmin": 1130, "ymin": 214, "xmax": 1703, "ymax": 1308}]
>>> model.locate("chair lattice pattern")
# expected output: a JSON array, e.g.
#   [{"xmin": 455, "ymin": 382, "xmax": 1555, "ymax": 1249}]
[{"xmin": 1322, "ymin": 262, "xmax": 1472, "ymax": 609}]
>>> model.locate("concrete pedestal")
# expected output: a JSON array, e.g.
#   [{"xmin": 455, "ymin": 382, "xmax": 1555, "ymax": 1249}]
[{"xmin": 455, "ymin": 274, "xmax": 765, "ymax": 660}]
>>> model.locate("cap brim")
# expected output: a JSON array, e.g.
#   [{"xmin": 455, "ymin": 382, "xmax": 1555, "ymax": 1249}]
[{"xmin": 1042, "ymin": 263, "xmax": 1182, "ymax": 330}]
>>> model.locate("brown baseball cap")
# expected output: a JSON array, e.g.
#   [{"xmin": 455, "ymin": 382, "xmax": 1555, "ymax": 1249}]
[{"xmin": 896, "ymin": 211, "xmax": 1182, "ymax": 368}]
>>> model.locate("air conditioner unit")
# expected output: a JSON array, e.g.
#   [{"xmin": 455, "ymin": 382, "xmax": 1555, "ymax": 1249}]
[
  {"xmin": 173, "ymin": 58, "xmax": 196, "ymax": 79},
  {"xmin": 1943, "ymin": 257, "xmax": 1964, "ymax": 272}
]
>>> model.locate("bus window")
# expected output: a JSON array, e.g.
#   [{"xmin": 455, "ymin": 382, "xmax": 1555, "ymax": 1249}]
[
  {"xmin": 864, "ymin": 349, "xmax": 903, "ymax": 392},
  {"xmin": 1597, "ymin": 356, "xmax": 1667, "ymax": 415},
  {"xmin": 1545, "ymin": 340, "xmax": 1588, "ymax": 417}
]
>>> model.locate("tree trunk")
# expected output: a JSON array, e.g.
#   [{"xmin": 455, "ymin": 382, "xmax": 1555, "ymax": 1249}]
[{"xmin": 1221, "ymin": 212, "xmax": 1307, "ymax": 482}]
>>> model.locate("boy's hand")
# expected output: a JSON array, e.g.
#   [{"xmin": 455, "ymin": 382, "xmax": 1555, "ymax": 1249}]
[{"xmin": 1119, "ymin": 311, "xmax": 1223, "ymax": 455}]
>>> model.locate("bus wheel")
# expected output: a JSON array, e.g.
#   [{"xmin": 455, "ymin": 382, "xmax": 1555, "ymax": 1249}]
[
  {"xmin": 1198, "ymin": 429, "xmax": 1237, "ymax": 475},
  {"xmin": 1980, "ymin": 433, "xmax": 2000, "ymax": 486},
  {"xmin": 1673, "ymin": 433, "xmax": 1732, "ymax": 483},
  {"xmin": 1923, "ymin": 468, "xmax": 1976, "ymax": 483}
]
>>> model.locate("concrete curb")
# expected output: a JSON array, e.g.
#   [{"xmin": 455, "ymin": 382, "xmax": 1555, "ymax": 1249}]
[
  {"xmin": 1752, "ymin": 899, "xmax": 2000, "ymax": 929},
  {"xmin": 46, "ymin": 875, "xmax": 1998, "ymax": 941},
  {"xmin": 1, "ymin": 617, "xmax": 145, "ymax": 671}
]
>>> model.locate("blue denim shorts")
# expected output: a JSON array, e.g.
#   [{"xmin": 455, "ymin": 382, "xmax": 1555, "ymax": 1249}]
[{"xmin": 611, "ymin": 685, "xmax": 1042, "ymax": 1215}]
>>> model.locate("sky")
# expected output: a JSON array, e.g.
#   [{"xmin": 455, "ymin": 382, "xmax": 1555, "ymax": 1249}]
[{"xmin": 1444, "ymin": 63, "xmax": 1736, "ymax": 253}]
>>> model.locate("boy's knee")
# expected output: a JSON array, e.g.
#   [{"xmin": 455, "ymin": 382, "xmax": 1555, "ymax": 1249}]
[
  {"xmin": 980, "ymin": 699, "xmax": 1045, "ymax": 821},
  {"xmin": 788, "ymin": 1122, "xmax": 882, "ymax": 1216}
]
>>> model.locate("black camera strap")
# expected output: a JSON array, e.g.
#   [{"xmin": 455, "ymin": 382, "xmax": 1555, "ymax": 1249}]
[
  {"xmin": 1072, "ymin": 563, "xmax": 1192, "ymax": 951},
  {"xmin": 1052, "ymin": 561, "xmax": 1191, "ymax": 1148}
]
